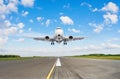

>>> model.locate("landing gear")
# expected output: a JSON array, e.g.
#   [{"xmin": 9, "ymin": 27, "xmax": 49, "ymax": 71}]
[
  {"xmin": 63, "ymin": 40, "xmax": 67, "ymax": 45},
  {"xmin": 51, "ymin": 42, "xmax": 54, "ymax": 45},
  {"xmin": 63, "ymin": 42, "xmax": 67, "ymax": 45}
]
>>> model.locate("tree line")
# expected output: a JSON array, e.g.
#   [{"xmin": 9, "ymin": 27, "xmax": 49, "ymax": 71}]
[
  {"xmin": 85, "ymin": 54, "xmax": 120, "ymax": 56},
  {"xmin": 74, "ymin": 54, "xmax": 120, "ymax": 57},
  {"xmin": 0, "ymin": 55, "xmax": 20, "ymax": 58}
]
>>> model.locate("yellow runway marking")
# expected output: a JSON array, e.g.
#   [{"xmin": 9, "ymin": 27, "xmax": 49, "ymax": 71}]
[{"xmin": 46, "ymin": 63, "xmax": 56, "ymax": 79}]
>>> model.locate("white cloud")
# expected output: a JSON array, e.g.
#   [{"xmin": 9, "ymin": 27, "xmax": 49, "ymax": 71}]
[
  {"xmin": 101, "ymin": 39, "xmax": 120, "ymax": 49},
  {"xmin": 74, "ymin": 41, "xmax": 120, "ymax": 52},
  {"xmin": 0, "ymin": 0, "xmax": 34, "ymax": 45},
  {"xmin": 0, "ymin": 29, "xmax": 2, "ymax": 36},
  {"xmin": 81, "ymin": 2, "xmax": 92, "ymax": 8},
  {"xmin": 9, "ymin": 0, "xmax": 19, "ymax": 4},
  {"xmin": 37, "ymin": 17, "xmax": 44, "ymax": 22},
  {"xmin": 81, "ymin": 2, "xmax": 99, "ymax": 13},
  {"xmin": 101, "ymin": 2, "xmax": 119, "ymax": 13},
  {"xmin": 45, "ymin": 19, "xmax": 50, "ymax": 27},
  {"xmin": 19, "ymin": 30, "xmax": 23, "ymax": 33},
  {"xmin": 88, "ymin": 2, "xmax": 119, "ymax": 33},
  {"xmin": 0, "ymin": 0, "xmax": 3, "ymax": 4},
  {"xmin": 0, "ymin": 0, "xmax": 20, "ymax": 23},
  {"xmin": 7, "ymin": 2, "xmax": 18, "ymax": 13},
  {"xmin": 68, "ymin": 28, "xmax": 80, "ymax": 33},
  {"xmin": 22, "ymin": 11, "xmax": 29, "ymax": 16},
  {"xmin": 107, "ymin": 38, "xmax": 119, "ymax": 42},
  {"xmin": 0, "ymin": 0, "xmax": 18, "ymax": 15},
  {"xmin": 102, "ymin": 43, "xmax": 120, "ymax": 49},
  {"xmin": 21, "ymin": 0, "xmax": 34, "ymax": 7},
  {"xmin": 89, "ymin": 23, "xmax": 103, "ymax": 33},
  {"xmin": 81, "ymin": 2, "xmax": 99, "ymax": 12},
  {"xmin": 4, "ymin": 27, "xmax": 18, "ymax": 35},
  {"xmin": 4, "ymin": 20, "xmax": 11, "ymax": 27},
  {"xmin": 103, "ymin": 12, "xmax": 118, "ymax": 24},
  {"xmin": 0, "ymin": 5, "xmax": 7, "ymax": 14},
  {"xmin": 0, "ymin": 15, "xmax": 6, "ymax": 20},
  {"xmin": 109, "ymin": 44, "xmax": 120, "ymax": 49},
  {"xmin": 92, "ymin": 8, "xmax": 98, "ymax": 12},
  {"xmin": 29, "ymin": 19, "xmax": 33, "ymax": 23},
  {"xmin": 17, "ymin": 22, "xmax": 24, "ymax": 29},
  {"xmin": 0, "ymin": 36, "xmax": 8, "ymax": 45},
  {"xmin": 60, "ymin": 16, "xmax": 74, "ymax": 25},
  {"xmin": 63, "ymin": 3, "xmax": 70, "ymax": 8},
  {"xmin": 81, "ymin": 45, "xmax": 103, "ymax": 50},
  {"xmin": 16, "ymin": 38, "xmax": 24, "ymax": 42},
  {"xmin": 0, "ymin": 0, "xmax": 33, "ymax": 21},
  {"xmin": 93, "ymin": 25, "xmax": 103, "ymax": 33},
  {"xmin": 0, "ymin": 21, "xmax": 24, "ymax": 37}
]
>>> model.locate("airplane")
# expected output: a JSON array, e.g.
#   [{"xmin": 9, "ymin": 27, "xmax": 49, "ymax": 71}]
[{"xmin": 31, "ymin": 27, "xmax": 86, "ymax": 45}]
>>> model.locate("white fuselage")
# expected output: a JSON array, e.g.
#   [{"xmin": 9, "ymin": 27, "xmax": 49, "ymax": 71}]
[
  {"xmin": 33, "ymin": 27, "xmax": 85, "ymax": 45},
  {"xmin": 54, "ymin": 27, "xmax": 64, "ymax": 43}
]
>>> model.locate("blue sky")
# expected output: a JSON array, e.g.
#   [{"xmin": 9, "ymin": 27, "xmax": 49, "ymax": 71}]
[{"xmin": 0, "ymin": 0, "xmax": 120, "ymax": 56}]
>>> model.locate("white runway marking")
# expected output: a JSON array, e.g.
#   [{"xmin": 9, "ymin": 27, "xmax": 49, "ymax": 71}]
[{"xmin": 56, "ymin": 58, "xmax": 62, "ymax": 66}]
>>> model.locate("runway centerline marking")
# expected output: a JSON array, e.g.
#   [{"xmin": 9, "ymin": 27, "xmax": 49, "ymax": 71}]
[
  {"xmin": 56, "ymin": 58, "xmax": 62, "ymax": 66},
  {"xmin": 46, "ymin": 58, "xmax": 61, "ymax": 79}
]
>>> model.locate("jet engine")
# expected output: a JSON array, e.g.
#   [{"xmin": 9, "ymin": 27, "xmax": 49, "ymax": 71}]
[
  {"xmin": 69, "ymin": 36, "xmax": 73, "ymax": 40},
  {"xmin": 45, "ymin": 36, "xmax": 49, "ymax": 40}
]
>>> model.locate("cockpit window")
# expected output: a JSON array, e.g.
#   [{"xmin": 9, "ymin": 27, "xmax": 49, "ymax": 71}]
[{"xmin": 57, "ymin": 27, "xmax": 61, "ymax": 29}]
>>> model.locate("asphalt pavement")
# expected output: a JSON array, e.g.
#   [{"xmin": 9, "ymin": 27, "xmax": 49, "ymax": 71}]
[
  {"xmin": 0, "ymin": 58, "xmax": 56, "ymax": 79},
  {"xmin": 52, "ymin": 57, "xmax": 120, "ymax": 79},
  {"xmin": 0, "ymin": 57, "xmax": 120, "ymax": 79}
]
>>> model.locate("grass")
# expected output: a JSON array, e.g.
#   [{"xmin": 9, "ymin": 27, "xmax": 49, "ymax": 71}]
[
  {"xmin": 0, "ymin": 57, "xmax": 39, "ymax": 61},
  {"xmin": 72, "ymin": 55, "xmax": 120, "ymax": 60}
]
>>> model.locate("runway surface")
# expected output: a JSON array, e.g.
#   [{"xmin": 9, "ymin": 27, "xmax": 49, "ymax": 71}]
[
  {"xmin": 0, "ymin": 57, "xmax": 120, "ymax": 79},
  {"xmin": 0, "ymin": 58, "xmax": 56, "ymax": 79},
  {"xmin": 52, "ymin": 57, "xmax": 120, "ymax": 79}
]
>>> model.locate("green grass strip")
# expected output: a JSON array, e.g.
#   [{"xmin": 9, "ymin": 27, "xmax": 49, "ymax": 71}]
[{"xmin": 73, "ymin": 56, "xmax": 120, "ymax": 60}]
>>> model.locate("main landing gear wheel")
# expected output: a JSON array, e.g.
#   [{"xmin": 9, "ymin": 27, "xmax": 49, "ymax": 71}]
[
  {"xmin": 63, "ymin": 42, "xmax": 67, "ymax": 45},
  {"xmin": 51, "ymin": 42, "xmax": 54, "ymax": 45}
]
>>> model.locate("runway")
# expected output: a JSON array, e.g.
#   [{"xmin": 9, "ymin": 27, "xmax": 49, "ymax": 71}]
[
  {"xmin": 52, "ymin": 57, "xmax": 120, "ymax": 79},
  {"xmin": 0, "ymin": 57, "xmax": 120, "ymax": 79},
  {"xmin": 0, "ymin": 58, "xmax": 56, "ymax": 79}
]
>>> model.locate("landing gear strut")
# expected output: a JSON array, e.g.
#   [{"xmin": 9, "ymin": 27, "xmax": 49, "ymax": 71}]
[
  {"xmin": 63, "ymin": 42, "xmax": 67, "ymax": 45},
  {"xmin": 51, "ymin": 42, "xmax": 54, "ymax": 45}
]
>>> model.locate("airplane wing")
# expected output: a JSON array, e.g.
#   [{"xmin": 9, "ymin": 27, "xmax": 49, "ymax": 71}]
[
  {"xmin": 63, "ymin": 36, "xmax": 86, "ymax": 41},
  {"xmin": 72, "ymin": 37, "xmax": 85, "ymax": 40},
  {"xmin": 33, "ymin": 37, "xmax": 45, "ymax": 41},
  {"xmin": 25, "ymin": 36, "xmax": 55, "ymax": 42},
  {"xmin": 34, "ymin": 37, "xmax": 55, "ymax": 42}
]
